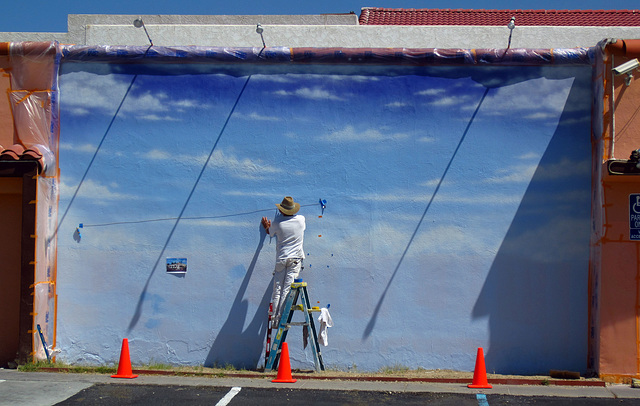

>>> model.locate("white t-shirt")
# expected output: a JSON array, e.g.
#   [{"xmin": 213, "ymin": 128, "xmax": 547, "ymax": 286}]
[{"xmin": 269, "ymin": 214, "xmax": 305, "ymax": 261}]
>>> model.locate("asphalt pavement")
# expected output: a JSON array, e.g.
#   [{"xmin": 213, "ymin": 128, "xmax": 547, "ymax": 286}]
[{"xmin": 2, "ymin": 369, "xmax": 640, "ymax": 406}]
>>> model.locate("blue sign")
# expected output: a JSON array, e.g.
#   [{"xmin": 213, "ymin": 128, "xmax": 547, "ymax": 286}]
[{"xmin": 630, "ymin": 194, "xmax": 640, "ymax": 240}]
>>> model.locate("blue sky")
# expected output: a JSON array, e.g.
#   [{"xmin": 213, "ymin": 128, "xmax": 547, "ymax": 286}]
[{"xmin": 3, "ymin": 0, "xmax": 639, "ymax": 33}]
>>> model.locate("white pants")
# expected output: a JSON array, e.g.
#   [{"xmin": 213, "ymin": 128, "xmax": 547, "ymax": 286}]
[{"xmin": 271, "ymin": 258, "xmax": 303, "ymax": 327}]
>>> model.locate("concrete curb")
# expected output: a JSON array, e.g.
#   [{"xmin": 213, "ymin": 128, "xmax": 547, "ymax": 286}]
[{"xmin": 38, "ymin": 367, "xmax": 606, "ymax": 387}]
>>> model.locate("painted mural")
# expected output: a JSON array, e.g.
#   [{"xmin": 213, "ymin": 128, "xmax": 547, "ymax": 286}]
[{"xmin": 56, "ymin": 61, "xmax": 592, "ymax": 374}]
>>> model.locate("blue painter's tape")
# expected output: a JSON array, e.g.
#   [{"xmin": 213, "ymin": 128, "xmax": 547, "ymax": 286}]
[{"xmin": 476, "ymin": 393, "xmax": 489, "ymax": 406}]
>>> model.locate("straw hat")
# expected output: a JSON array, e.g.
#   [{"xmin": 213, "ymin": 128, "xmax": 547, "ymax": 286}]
[{"xmin": 276, "ymin": 196, "xmax": 300, "ymax": 215}]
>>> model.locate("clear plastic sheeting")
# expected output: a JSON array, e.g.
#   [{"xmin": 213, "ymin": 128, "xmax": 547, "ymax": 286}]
[
  {"xmin": 61, "ymin": 45, "xmax": 594, "ymax": 66},
  {"xmin": 34, "ymin": 176, "xmax": 58, "ymax": 360},
  {"xmin": 9, "ymin": 42, "xmax": 58, "ymax": 90},
  {"xmin": 9, "ymin": 91, "xmax": 53, "ymax": 150},
  {"xmin": 8, "ymin": 41, "xmax": 60, "ymax": 170},
  {"xmin": 291, "ymin": 47, "xmax": 594, "ymax": 65},
  {"xmin": 62, "ymin": 45, "xmax": 292, "ymax": 64},
  {"xmin": 4, "ymin": 41, "xmax": 61, "ymax": 361},
  {"xmin": 588, "ymin": 41, "xmax": 607, "ymax": 374}
]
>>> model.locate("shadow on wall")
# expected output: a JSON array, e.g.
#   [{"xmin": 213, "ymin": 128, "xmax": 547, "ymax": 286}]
[
  {"xmin": 472, "ymin": 76, "xmax": 591, "ymax": 375},
  {"xmin": 362, "ymin": 86, "xmax": 491, "ymax": 341},
  {"xmin": 205, "ymin": 227, "xmax": 271, "ymax": 369}
]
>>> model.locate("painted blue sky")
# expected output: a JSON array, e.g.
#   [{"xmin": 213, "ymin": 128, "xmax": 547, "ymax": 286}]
[
  {"xmin": 58, "ymin": 63, "xmax": 591, "ymax": 271},
  {"xmin": 2, "ymin": 0, "xmax": 638, "ymax": 33},
  {"xmin": 55, "ymin": 60, "xmax": 592, "ymax": 372}
]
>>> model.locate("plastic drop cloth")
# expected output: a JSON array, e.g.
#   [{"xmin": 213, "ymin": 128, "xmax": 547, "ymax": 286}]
[{"xmin": 2, "ymin": 41, "xmax": 61, "ymax": 361}]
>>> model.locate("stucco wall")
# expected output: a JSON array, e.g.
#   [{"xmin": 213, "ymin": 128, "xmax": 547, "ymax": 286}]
[
  {"xmin": 593, "ymin": 50, "xmax": 640, "ymax": 380},
  {"xmin": 53, "ymin": 46, "xmax": 594, "ymax": 374},
  {"xmin": 82, "ymin": 24, "xmax": 640, "ymax": 49}
]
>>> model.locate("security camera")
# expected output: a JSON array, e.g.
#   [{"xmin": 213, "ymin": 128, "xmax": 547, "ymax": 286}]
[{"xmin": 613, "ymin": 58, "xmax": 640, "ymax": 75}]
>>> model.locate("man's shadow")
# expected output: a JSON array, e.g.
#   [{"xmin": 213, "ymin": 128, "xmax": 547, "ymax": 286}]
[{"xmin": 204, "ymin": 227, "xmax": 272, "ymax": 369}]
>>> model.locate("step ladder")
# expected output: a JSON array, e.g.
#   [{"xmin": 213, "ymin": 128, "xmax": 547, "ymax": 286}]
[{"xmin": 265, "ymin": 281, "xmax": 325, "ymax": 372}]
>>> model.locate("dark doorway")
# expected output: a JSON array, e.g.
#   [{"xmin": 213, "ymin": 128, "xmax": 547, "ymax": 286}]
[{"xmin": 0, "ymin": 161, "xmax": 37, "ymax": 367}]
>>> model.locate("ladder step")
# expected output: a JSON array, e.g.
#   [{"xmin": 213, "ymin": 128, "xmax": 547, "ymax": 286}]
[
  {"xmin": 265, "ymin": 282, "xmax": 324, "ymax": 373},
  {"xmin": 293, "ymin": 304, "xmax": 321, "ymax": 312}
]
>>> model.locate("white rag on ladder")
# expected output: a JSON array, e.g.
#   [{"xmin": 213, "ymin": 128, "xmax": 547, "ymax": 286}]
[{"xmin": 317, "ymin": 307, "xmax": 333, "ymax": 346}]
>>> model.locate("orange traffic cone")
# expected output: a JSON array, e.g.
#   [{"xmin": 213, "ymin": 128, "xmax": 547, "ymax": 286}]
[
  {"xmin": 272, "ymin": 342, "xmax": 297, "ymax": 383},
  {"xmin": 111, "ymin": 338, "xmax": 138, "ymax": 379},
  {"xmin": 468, "ymin": 347, "xmax": 492, "ymax": 389}
]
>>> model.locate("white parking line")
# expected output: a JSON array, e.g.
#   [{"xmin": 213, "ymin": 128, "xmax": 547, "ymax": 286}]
[
  {"xmin": 477, "ymin": 393, "xmax": 489, "ymax": 406},
  {"xmin": 216, "ymin": 387, "xmax": 242, "ymax": 406}
]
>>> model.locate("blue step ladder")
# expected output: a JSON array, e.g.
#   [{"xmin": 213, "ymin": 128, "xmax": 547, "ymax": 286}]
[{"xmin": 265, "ymin": 281, "xmax": 325, "ymax": 372}]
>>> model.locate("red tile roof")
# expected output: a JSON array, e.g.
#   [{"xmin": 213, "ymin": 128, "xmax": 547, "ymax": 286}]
[
  {"xmin": 0, "ymin": 144, "xmax": 46, "ymax": 172},
  {"xmin": 359, "ymin": 8, "xmax": 640, "ymax": 26}
]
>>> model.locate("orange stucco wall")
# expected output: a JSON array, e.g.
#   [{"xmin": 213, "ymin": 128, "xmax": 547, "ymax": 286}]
[
  {"xmin": 599, "ymin": 175, "xmax": 640, "ymax": 377},
  {"xmin": 598, "ymin": 40, "xmax": 640, "ymax": 381}
]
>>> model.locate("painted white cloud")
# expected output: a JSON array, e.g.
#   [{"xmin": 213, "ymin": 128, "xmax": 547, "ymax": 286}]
[
  {"xmin": 61, "ymin": 72, "xmax": 127, "ymax": 112},
  {"xmin": 420, "ymin": 178, "xmax": 443, "ymax": 187},
  {"xmin": 141, "ymin": 148, "xmax": 282, "ymax": 181},
  {"xmin": 60, "ymin": 142, "xmax": 99, "ymax": 153},
  {"xmin": 321, "ymin": 125, "xmax": 409, "ymax": 142},
  {"xmin": 485, "ymin": 157, "xmax": 589, "ymax": 184},
  {"xmin": 284, "ymin": 74, "xmax": 380, "ymax": 83},
  {"xmin": 502, "ymin": 215, "xmax": 589, "ymax": 263},
  {"xmin": 183, "ymin": 219, "xmax": 254, "ymax": 228},
  {"xmin": 385, "ymin": 101, "xmax": 410, "ymax": 108},
  {"xmin": 441, "ymin": 192, "xmax": 522, "ymax": 205},
  {"xmin": 138, "ymin": 114, "xmax": 181, "ymax": 121},
  {"xmin": 416, "ymin": 77, "xmax": 574, "ymax": 125},
  {"xmin": 415, "ymin": 88, "xmax": 446, "ymax": 97},
  {"xmin": 428, "ymin": 94, "xmax": 478, "ymax": 107},
  {"xmin": 207, "ymin": 150, "xmax": 282, "ymax": 180},
  {"xmin": 144, "ymin": 149, "xmax": 171, "ymax": 160},
  {"xmin": 479, "ymin": 77, "xmax": 574, "ymax": 118},
  {"xmin": 59, "ymin": 178, "xmax": 139, "ymax": 203},
  {"xmin": 417, "ymin": 136, "xmax": 435, "ymax": 143},
  {"xmin": 484, "ymin": 164, "xmax": 537, "ymax": 184},
  {"xmin": 251, "ymin": 74, "xmax": 294, "ymax": 83},
  {"xmin": 322, "ymin": 74, "xmax": 380, "ymax": 82},
  {"xmin": 351, "ymin": 192, "xmax": 429, "ymax": 203},
  {"xmin": 351, "ymin": 190, "xmax": 520, "ymax": 205},
  {"xmin": 68, "ymin": 107, "xmax": 90, "ymax": 116},
  {"xmin": 233, "ymin": 111, "xmax": 281, "ymax": 121},
  {"xmin": 532, "ymin": 157, "xmax": 590, "ymax": 180},
  {"xmin": 517, "ymin": 152, "xmax": 541, "ymax": 160},
  {"xmin": 61, "ymin": 71, "xmax": 211, "ymax": 120},
  {"xmin": 274, "ymin": 87, "xmax": 345, "ymax": 101},
  {"xmin": 223, "ymin": 190, "xmax": 282, "ymax": 198},
  {"xmin": 414, "ymin": 224, "xmax": 494, "ymax": 255},
  {"xmin": 366, "ymin": 222, "xmax": 498, "ymax": 258}
]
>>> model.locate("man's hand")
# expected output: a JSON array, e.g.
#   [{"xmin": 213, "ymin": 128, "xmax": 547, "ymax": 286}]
[{"xmin": 261, "ymin": 217, "xmax": 271, "ymax": 231}]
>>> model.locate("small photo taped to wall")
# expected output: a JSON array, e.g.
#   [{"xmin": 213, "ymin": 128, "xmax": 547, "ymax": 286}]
[{"xmin": 166, "ymin": 258, "xmax": 187, "ymax": 274}]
